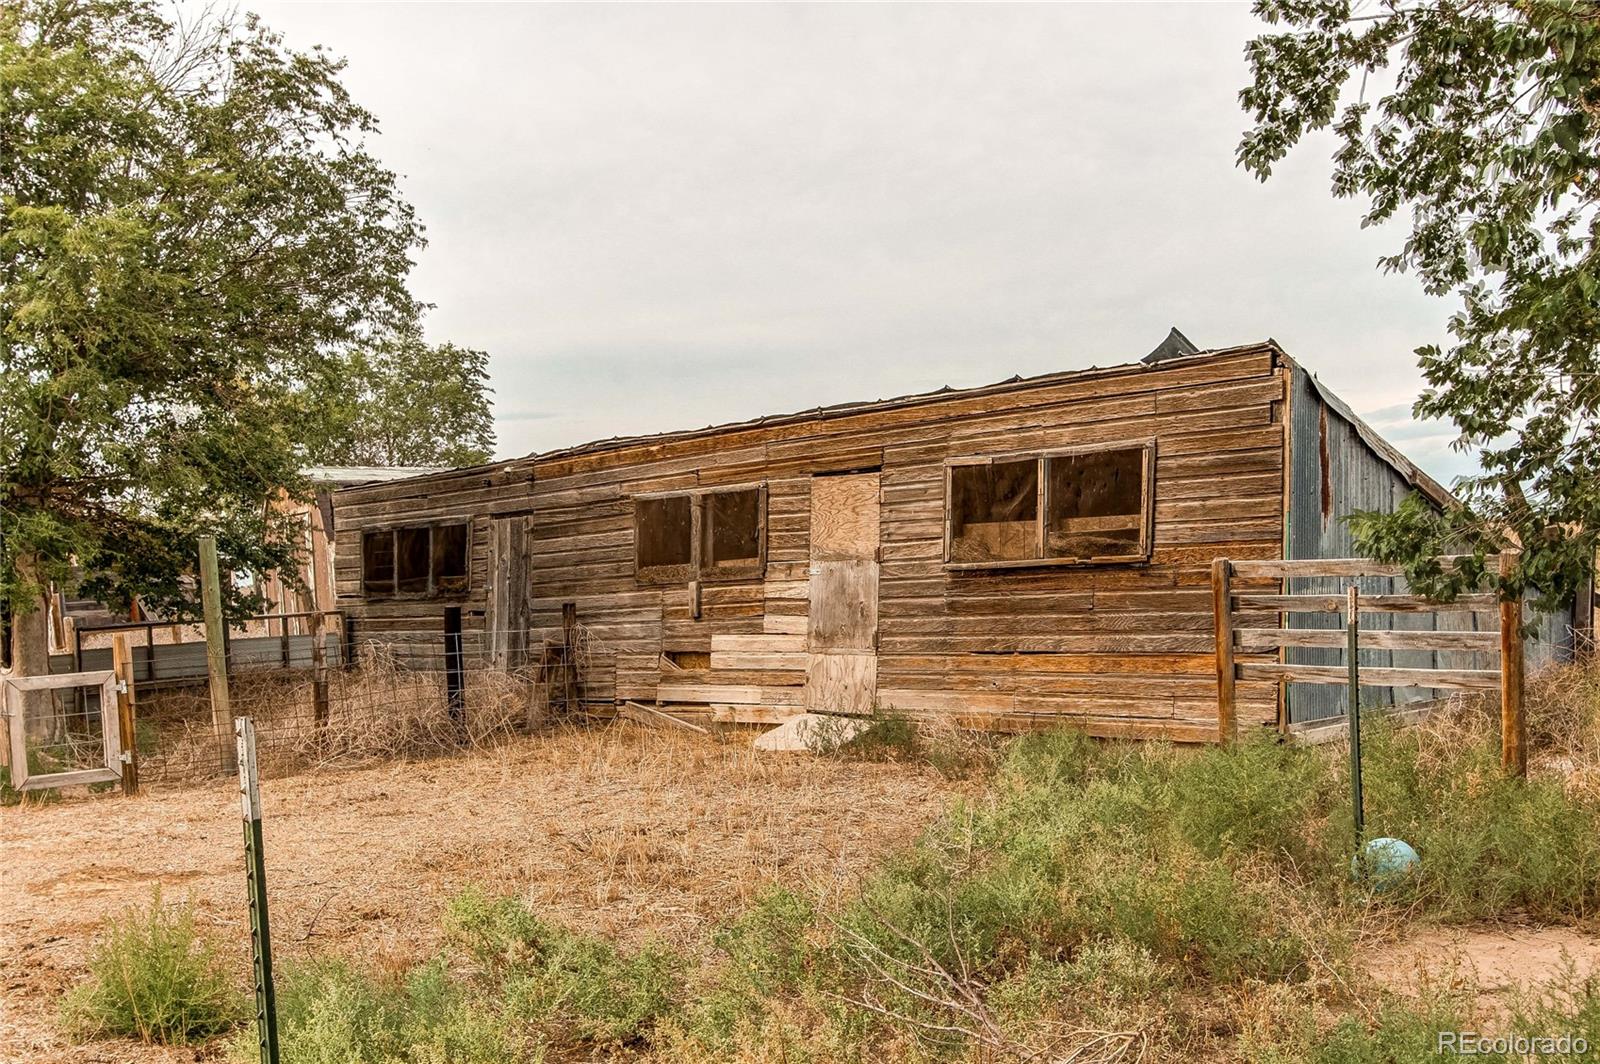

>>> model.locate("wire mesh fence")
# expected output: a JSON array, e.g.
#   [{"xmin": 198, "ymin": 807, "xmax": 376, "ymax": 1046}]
[{"xmin": 120, "ymin": 621, "xmax": 599, "ymax": 786}]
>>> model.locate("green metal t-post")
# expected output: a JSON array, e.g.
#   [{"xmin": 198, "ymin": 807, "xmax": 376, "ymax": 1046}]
[
  {"xmin": 236, "ymin": 718, "xmax": 280, "ymax": 1064},
  {"xmin": 1347, "ymin": 584, "xmax": 1364, "ymax": 843}
]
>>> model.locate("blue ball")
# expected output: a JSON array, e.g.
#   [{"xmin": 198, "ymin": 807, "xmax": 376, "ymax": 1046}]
[{"xmin": 1353, "ymin": 837, "xmax": 1420, "ymax": 889}]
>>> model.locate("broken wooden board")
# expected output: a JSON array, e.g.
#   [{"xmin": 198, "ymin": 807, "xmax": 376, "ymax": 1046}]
[
  {"xmin": 752, "ymin": 712, "xmax": 872, "ymax": 752},
  {"xmin": 619, "ymin": 700, "xmax": 710, "ymax": 735},
  {"xmin": 709, "ymin": 704, "xmax": 805, "ymax": 725}
]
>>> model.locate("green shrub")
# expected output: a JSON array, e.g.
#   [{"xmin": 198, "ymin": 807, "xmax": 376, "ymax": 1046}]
[
  {"xmin": 1162, "ymin": 734, "xmax": 1337, "ymax": 873},
  {"xmin": 996, "ymin": 726, "xmax": 1101, "ymax": 791},
  {"xmin": 1359, "ymin": 717, "xmax": 1600, "ymax": 921},
  {"xmin": 1071, "ymin": 845, "xmax": 1314, "ymax": 983},
  {"xmin": 688, "ymin": 887, "xmax": 816, "ymax": 1047},
  {"xmin": 807, "ymin": 708, "xmax": 999, "ymax": 779},
  {"xmin": 803, "ymin": 709, "xmax": 919, "ymax": 761},
  {"xmin": 61, "ymin": 889, "xmax": 243, "ymax": 1045},
  {"xmin": 1, "ymin": 759, "xmax": 61, "ymax": 806},
  {"xmin": 446, "ymin": 887, "xmax": 679, "ymax": 1045},
  {"xmin": 265, "ymin": 958, "xmax": 523, "ymax": 1063},
  {"xmin": 846, "ymin": 713, "xmax": 921, "ymax": 761},
  {"xmin": 808, "ymin": 728, "xmax": 1341, "ymax": 1060}
]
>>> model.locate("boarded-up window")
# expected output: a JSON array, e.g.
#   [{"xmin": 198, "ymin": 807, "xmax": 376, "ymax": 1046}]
[
  {"xmin": 362, "ymin": 531, "xmax": 395, "ymax": 592},
  {"xmin": 636, "ymin": 484, "xmax": 765, "ymax": 583},
  {"xmin": 636, "ymin": 495, "xmax": 693, "ymax": 576},
  {"xmin": 433, "ymin": 524, "xmax": 469, "ymax": 591},
  {"xmin": 946, "ymin": 442, "xmax": 1153, "ymax": 568},
  {"xmin": 1046, "ymin": 446, "xmax": 1146, "ymax": 561},
  {"xmin": 703, "ymin": 487, "xmax": 762, "ymax": 571},
  {"xmin": 948, "ymin": 459, "xmax": 1038, "ymax": 562}
]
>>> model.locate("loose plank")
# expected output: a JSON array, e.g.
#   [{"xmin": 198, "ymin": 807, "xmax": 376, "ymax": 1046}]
[{"xmin": 1236, "ymin": 662, "xmax": 1500, "ymax": 690}]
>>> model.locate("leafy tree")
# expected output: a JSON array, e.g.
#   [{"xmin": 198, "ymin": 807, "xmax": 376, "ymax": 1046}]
[
  {"xmin": 0, "ymin": 0, "xmax": 492, "ymax": 682},
  {"xmin": 1240, "ymin": 0, "xmax": 1599, "ymax": 609},
  {"xmin": 308, "ymin": 327, "xmax": 496, "ymax": 468}
]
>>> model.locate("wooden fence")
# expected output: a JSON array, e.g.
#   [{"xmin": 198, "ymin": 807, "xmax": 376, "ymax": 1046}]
[{"xmin": 1212, "ymin": 553, "xmax": 1527, "ymax": 774}]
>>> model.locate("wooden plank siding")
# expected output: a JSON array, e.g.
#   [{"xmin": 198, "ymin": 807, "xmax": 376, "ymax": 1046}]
[{"xmin": 334, "ymin": 344, "xmax": 1292, "ymax": 741}]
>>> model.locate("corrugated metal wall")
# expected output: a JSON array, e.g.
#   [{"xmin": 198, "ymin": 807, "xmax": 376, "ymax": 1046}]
[
  {"xmin": 1283, "ymin": 365, "xmax": 1572, "ymax": 723},
  {"xmin": 47, "ymin": 633, "xmax": 341, "ymax": 685}
]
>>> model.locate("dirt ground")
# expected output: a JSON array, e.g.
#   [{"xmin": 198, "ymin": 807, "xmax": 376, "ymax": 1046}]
[
  {"xmin": 1366, "ymin": 924, "xmax": 1600, "ymax": 1018},
  {"xmin": 0, "ymin": 724, "xmax": 965, "ymax": 1064}
]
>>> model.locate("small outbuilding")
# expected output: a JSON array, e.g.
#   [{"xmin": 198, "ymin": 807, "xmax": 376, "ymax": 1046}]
[{"xmin": 331, "ymin": 337, "xmax": 1576, "ymax": 739}]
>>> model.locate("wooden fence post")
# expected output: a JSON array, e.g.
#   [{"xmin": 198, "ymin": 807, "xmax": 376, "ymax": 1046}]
[
  {"xmin": 1499, "ymin": 550, "xmax": 1526, "ymax": 777},
  {"xmin": 309, "ymin": 611, "xmax": 329, "ymax": 731},
  {"xmin": 1212, "ymin": 558, "xmax": 1237, "ymax": 745},
  {"xmin": 111, "ymin": 633, "xmax": 140, "ymax": 797},
  {"xmin": 199, "ymin": 536, "xmax": 237, "ymax": 774}
]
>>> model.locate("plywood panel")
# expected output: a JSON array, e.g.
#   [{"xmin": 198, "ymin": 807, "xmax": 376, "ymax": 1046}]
[
  {"xmin": 806, "ymin": 561, "xmax": 879, "ymax": 651},
  {"xmin": 810, "ymin": 473, "xmax": 880, "ymax": 561},
  {"xmin": 804, "ymin": 652, "xmax": 878, "ymax": 714},
  {"xmin": 805, "ymin": 471, "xmax": 881, "ymax": 716}
]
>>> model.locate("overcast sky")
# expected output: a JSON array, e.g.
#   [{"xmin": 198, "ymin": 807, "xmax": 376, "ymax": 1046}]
[{"xmin": 247, "ymin": 1, "xmax": 1470, "ymax": 484}]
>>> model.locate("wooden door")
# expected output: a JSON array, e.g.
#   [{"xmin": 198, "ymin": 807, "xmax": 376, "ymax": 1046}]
[
  {"xmin": 805, "ymin": 473, "xmax": 880, "ymax": 715},
  {"xmin": 485, "ymin": 516, "xmax": 530, "ymax": 670}
]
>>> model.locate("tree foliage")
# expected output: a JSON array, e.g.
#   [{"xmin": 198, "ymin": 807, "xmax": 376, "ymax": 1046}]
[
  {"xmin": 0, "ymin": 0, "xmax": 493, "ymax": 621},
  {"xmin": 309, "ymin": 327, "xmax": 495, "ymax": 469},
  {"xmin": 1240, "ymin": 0, "xmax": 1600, "ymax": 608}
]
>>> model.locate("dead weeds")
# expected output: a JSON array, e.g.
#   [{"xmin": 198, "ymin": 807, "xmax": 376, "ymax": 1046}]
[{"xmin": 0, "ymin": 722, "xmax": 965, "ymax": 1064}]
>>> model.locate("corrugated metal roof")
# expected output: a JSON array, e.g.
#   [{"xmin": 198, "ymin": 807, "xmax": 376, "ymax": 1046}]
[
  {"xmin": 303, "ymin": 465, "xmax": 448, "ymax": 486},
  {"xmin": 333, "ymin": 339, "xmax": 1455, "ymax": 509}
]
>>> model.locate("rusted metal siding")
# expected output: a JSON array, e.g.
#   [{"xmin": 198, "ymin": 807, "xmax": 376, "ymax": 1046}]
[{"xmin": 1284, "ymin": 364, "xmax": 1572, "ymax": 723}]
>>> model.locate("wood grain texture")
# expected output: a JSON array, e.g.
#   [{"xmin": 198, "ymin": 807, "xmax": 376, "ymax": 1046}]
[
  {"xmin": 334, "ymin": 345, "xmax": 1296, "ymax": 740},
  {"xmin": 1237, "ymin": 662, "xmax": 1500, "ymax": 690},
  {"xmin": 810, "ymin": 473, "xmax": 880, "ymax": 561},
  {"xmin": 804, "ymin": 652, "xmax": 878, "ymax": 715}
]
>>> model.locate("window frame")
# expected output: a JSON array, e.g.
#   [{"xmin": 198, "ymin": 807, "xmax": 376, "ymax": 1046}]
[
  {"xmin": 361, "ymin": 521, "xmax": 473, "ymax": 597},
  {"xmin": 943, "ymin": 439, "xmax": 1155, "ymax": 571},
  {"xmin": 634, "ymin": 482, "xmax": 767, "ymax": 585}
]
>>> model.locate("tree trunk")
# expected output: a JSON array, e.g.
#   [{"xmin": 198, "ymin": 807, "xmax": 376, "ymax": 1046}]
[{"xmin": 9, "ymin": 552, "xmax": 62, "ymax": 754}]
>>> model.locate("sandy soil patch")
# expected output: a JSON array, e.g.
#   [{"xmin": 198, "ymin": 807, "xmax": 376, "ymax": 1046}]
[
  {"xmin": 1366, "ymin": 924, "xmax": 1600, "ymax": 1017},
  {"xmin": 0, "ymin": 724, "xmax": 964, "ymax": 1064}
]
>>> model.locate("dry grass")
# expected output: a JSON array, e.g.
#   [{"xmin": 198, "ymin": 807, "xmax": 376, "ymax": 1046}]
[
  {"xmin": 135, "ymin": 651, "xmax": 541, "ymax": 782},
  {"xmin": 0, "ymin": 721, "xmax": 966, "ymax": 1064},
  {"xmin": 1392, "ymin": 651, "xmax": 1600, "ymax": 804},
  {"xmin": 1527, "ymin": 648, "xmax": 1600, "ymax": 801}
]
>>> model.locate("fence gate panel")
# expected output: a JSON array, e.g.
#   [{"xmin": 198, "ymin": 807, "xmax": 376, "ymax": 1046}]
[
  {"xmin": 1211, "ymin": 553, "xmax": 1525, "ymax": 770},
  {"xmin": 3, "ymin": 670, "xmax": 123, "ymax": 790}
]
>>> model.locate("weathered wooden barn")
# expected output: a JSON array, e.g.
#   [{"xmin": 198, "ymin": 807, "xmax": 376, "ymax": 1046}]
[{"xmin": 331, "ymin": 338, "xmax": 1575, "ymax": 741}]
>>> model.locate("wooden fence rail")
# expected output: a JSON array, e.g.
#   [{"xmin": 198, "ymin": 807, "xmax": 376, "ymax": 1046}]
[{"xmin": 1213, "ymin": 552, "xmax": 1527, "ymax": 775}]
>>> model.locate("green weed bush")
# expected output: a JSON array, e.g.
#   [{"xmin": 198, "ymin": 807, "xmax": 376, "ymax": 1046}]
[
  {"xmin": 265, "ymin": 958, "xmax": 522, "ymax": 1064},
  {"xmin": 1247, "ymin": 967, "xmax": 1600, "ymax": 1064},
  {"xmin": 808, "ymin": 707, "xmax": 1000, "ymax": 779},
  {"xmin": 1359, "ymin": 717, "xmax": 1600, "ymax": 921},
  {"xmin": 196, "ymin": 677, "xmax": 1600, "ymax": 1061},
  {"xmin": 684, "ymin": 887, "xmax": 815, "ymax": 1049},
  {"xmin": 446, "ymin": 887, "xmax": 679, "ymax": 1045},
  {"xmin": 61, "ymin": 890, "xmax": 243, "ymax": 1045}
]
